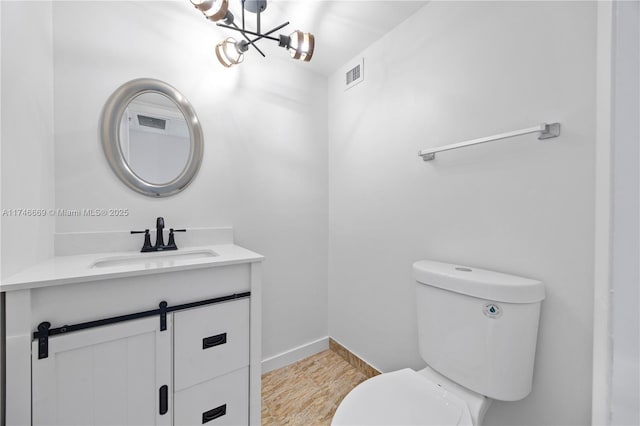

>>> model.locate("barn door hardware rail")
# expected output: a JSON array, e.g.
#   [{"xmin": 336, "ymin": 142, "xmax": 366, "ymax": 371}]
[
  {"xmin": 33, "ymin": 291, "xmax": 251, "ymax": 359},
  {"xmin": 418, "ymin": 122, "xmax": 561, "ymax": 161}
]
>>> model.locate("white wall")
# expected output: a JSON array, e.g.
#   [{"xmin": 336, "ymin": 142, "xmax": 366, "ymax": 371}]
[
  {"xmin": 328, "ymin": 2, "xmax": 596, "ymax": 425},
  {"xmin": 592, "ymin": 3, "xmax": 613, "ymax": 424},
  {"xmin": 1, "ymin": 1, "xmax": 55, "ymax": 280},
  {"xmin": 128, "ymin": 130, "xmax": 190, "ymax": 184},
  {"xmin": 52, "ymin": 1, "xmax": 328, "ymax": 361},
  {"xmin": 1, "ymin": 3, "xmax": 55, "ymax": 419},
  {"xmin": 609, "ymin": 1, "xmax": 640, "ymax": 424}
]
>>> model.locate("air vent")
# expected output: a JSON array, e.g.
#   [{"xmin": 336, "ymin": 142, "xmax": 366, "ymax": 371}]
[
  {"xmin": 346, "ymin": 65, "xmax": 360, "ymax": 85},
  {"xmin": 138, "ymin": 115, "xmax": 166, "ymax": 130},
  {"xmin": 345, "ymin": 58, "xmax": 364, "ymax": 91}
]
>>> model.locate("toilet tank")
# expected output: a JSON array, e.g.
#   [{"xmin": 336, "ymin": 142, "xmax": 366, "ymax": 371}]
[{"xmin": 413, "ymin": 260, "xmax": 545, "ymax": 402}]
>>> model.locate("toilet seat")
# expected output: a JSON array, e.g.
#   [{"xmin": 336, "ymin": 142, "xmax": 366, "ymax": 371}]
[{"xmin": 332, "ymin": 369, "xmax": 473, "ymax": 426}]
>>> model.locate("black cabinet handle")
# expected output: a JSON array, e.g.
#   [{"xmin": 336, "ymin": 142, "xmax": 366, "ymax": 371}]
[
  {"xmin": 202, "ymin": 404, "xmax": 227, "ymax": 424},
  {"xmin": 159, "ymin": 385, "xmax": 168, "ymax": 415},
  {"xmin": 202, "ymin": 332, "xmax": 227, "ymax": 350}
]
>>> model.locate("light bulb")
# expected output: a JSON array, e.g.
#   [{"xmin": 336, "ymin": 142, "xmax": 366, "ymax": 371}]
[
  {"xmin": 191, "ymin": 0, "xmax": 228, "ymax": 22},
  {"xmin": 287, "ymin": 30, "xmax": 315, "ymax": 62},
  {"xmin": 215, "ymin": 38, "xmax": 246, "ymax": 68}
]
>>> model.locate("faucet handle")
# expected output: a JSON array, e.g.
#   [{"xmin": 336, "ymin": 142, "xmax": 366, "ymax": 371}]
[
  {"xmin": 131, "ymin": 229, "xmax": 153, "ymax": 252},
  {"xmin": 166, "ymin": 228, "xmax": 187, "ymax": 251}
]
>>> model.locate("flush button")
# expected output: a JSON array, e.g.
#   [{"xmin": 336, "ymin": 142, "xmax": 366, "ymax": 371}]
[
  {"xmin": 483, "ymin": 303, "xmax": 502, "ymax": 319},
  {"xmin": 455, "ymin": 267, "xmax": 472, "ymax": 272}
]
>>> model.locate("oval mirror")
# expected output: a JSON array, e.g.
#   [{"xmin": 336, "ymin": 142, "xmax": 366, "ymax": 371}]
[{"xmin": 100, "ymin": 78, "xmax": 203, "ymax": 197}]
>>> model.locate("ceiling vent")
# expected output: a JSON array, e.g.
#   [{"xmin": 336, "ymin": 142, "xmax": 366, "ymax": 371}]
[
  {"xmin": 137, "ymin": 115, "xmax": 167, "ymax": 130},
  {"xmin": 345, "ymin": 58, "xmax": 364, "ymax": 91}
]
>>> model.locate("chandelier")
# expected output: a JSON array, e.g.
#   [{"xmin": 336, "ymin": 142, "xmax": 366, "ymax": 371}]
[{"xmin": 189, "ymin": 0, "xmax": 316, "ymax": 68}]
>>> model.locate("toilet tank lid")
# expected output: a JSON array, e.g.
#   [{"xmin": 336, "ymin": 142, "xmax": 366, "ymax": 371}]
[{"xmin": 413, "ymin": 260, "xmax": 545, "ymax": 303}]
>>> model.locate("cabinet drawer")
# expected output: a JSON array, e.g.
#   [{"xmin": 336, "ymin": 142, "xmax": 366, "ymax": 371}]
[
  {"xmin": 174, "ymin": 367, "xmax": 249, "ymax": 426},
  {"xmin": 174, "ymin": 298, "xmax": 249, "ymax": 391}
]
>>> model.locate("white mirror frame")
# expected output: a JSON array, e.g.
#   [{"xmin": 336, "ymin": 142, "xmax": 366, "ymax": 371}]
[{"xmin": 100, "ymin": 78, "xmax": 204, "ymax": 197}]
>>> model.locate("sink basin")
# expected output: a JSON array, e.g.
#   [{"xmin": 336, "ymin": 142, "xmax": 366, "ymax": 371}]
[{"xmin": 91, "ymin": 249, "xmax": 218, "ymax": 269}]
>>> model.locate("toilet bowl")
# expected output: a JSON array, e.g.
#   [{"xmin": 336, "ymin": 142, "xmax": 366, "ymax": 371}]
[
  {"xmin": 332, "ymin": 367, "xmax": 491, "ymax": 426},
  {"xmin": 332, "ymin": 260, "xmax": 545, "ymax": 426}
]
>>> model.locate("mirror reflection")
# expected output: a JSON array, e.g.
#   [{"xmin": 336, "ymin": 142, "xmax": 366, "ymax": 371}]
[
  {"xmin": 101, "ymin": 78, "xmax": 203, "ymax": 197},
  {"xmin": 118, "ymin": 93, "xmax": 191, "ymax": 185}
]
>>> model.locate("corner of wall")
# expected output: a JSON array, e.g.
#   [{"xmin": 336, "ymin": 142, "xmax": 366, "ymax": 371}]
[{"xmin": 592, "ymin": 1, "xmax": 613, "ymax": 424}]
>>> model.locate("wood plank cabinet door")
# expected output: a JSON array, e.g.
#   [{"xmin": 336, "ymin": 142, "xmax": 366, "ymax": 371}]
[{"xmin": 32, "ymin": 315, "xmax": 172, "ymax": 426}]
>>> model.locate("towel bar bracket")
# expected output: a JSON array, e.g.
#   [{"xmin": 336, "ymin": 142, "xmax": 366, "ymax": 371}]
[
  {"xmin": 538, "ymin": 122, "xmax": 561, "ymax": 140},
  {"xmin": 421, "ymin": 153, "xmax": 435, "ymax": 161}
]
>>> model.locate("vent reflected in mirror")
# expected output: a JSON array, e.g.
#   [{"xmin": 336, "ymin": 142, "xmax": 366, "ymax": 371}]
[{"xmin": 119, "ymin": 93, "xmax": 191, "ymax": 185}]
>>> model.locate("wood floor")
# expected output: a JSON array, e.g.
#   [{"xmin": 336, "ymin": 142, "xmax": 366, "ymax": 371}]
[{"xmin": 261, "ymin": 350, "xmax": 367, "ymax": 425}]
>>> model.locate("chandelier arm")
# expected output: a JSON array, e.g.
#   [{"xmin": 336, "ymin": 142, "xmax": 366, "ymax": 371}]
[
  {"xmin": 250, "ymin": 21, "xmax": 289, "ymax": 43},
  {"xmin": 241, "ymin": 0, "xmax": 245, "ymax": 31},
  {"xmin": 257, "ymin": 9, "xmax": 261, "ymax": 34},
  {"xmin": 230, "ymin": 22, "xmax": 266, "ymax": 57},
  {"xmin": 218, "ymin": 23, "xmax": 280, "ymax": 42}
]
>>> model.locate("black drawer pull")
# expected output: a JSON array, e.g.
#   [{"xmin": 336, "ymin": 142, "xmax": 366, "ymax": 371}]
[
  {"xmin": 202, "ymin": 404, "xmax": 227, "ymax": 424},
  {"xmin": 202, "ymin": 332, "xmax": 227, "ymax": 349},
  {"xmin": 159, "ymin": 385, "xmax": 168, "ymax": 415}
]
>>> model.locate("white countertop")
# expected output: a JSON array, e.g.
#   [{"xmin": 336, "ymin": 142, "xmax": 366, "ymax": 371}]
[{"xmin": 0, "ymin": 244, "xmax": 264, "ymax": 292}]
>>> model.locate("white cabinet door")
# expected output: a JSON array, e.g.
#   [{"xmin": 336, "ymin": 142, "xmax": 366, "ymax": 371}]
[
  {"xmin": 173, "ymin": 299, "xmax": 250, "ymax": 391},
  {"xmin": 174, "ymin": 367, "xmax": 249, "ymax": 426},
  {"xmin": 32, "ymin": 315, "xmax": 172, "ymax": 426}
]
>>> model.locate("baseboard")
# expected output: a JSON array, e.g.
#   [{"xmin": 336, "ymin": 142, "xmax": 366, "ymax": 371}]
[
  {"xmin": 260, "ymin": 336, "xmax": 383, "ymax": 378},
  {"xmin": 329, "ymin": 338, "xmax": 381, "ymax": 378},
  {"xmin": 261, "ymin": 337, "xmax": 329, "ymax": 374}
]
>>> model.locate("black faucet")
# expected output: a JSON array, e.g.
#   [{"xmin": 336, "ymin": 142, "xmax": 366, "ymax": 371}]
[
  {"xmin": 166, "ymin": 228, "xmax": 187, "ymax": 250},
  {"xmin": 155, "ymin": 217, "xmax": 165, "ymax": 249},
  {"xmin": 130, "ymin": 229, "xmax": 154, "ymax": 252},
  {"xmin": 131, "ymin": 217, "xmax": 186, "ymax": 252}
]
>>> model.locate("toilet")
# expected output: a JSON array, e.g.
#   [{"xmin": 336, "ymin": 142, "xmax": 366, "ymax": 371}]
[{"xmin": 332, "ymin": 259, "xmax": 545, "ymax": 426}]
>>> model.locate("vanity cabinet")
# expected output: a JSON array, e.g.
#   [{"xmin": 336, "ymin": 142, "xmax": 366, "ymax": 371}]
[
  {"xmin": 31, "ymin": 298, "xmax": 251, "ymax": 426},
  {"xmin": 3, "ymin": 247, "xmax": 263, "ymax": 426}
]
